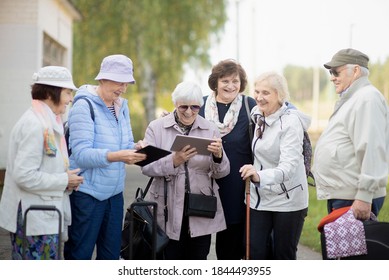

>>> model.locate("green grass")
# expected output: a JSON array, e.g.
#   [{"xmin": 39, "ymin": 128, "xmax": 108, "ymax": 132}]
[{"xmin": 299, "ymin": 184, "xmax": 389, "ymax": 253}]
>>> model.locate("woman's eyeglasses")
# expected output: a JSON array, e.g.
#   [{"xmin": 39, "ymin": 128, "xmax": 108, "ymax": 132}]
[{"xmin": 177, "ymin": 105, "xmax": 201, "ymax": 113}]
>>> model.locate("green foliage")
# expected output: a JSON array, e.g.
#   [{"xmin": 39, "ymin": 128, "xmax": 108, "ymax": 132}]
[
  {"xmin": 370, "ymin": 57, "xmax": 389, "ymax": 101},
  {"xmin": 283, "ymin": 65, "xmax": 328, "ymax": 102},
  {"xmin": 283, "ymin": 58, "xmax": 389, "ymax": 105},
  {"xmin": 71, "ymin": 0, "xmax": 227, "ymax": 135},
  {"xmin": 71, "ymin": 0, "xmax": 227, "ymax": 92}
]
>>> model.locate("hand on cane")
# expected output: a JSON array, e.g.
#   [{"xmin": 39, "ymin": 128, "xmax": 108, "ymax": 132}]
[{"xmin": 239, "ymin": 164, "xmax": 260, "ymax": 183}]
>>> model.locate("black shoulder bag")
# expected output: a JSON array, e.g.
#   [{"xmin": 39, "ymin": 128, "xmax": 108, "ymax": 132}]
[{"xmin": 183, "ymin": 163, "xmax": 217, "ymax": 219}]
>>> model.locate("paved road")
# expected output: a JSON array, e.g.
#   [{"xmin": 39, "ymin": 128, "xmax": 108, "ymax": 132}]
[{"xmin": 0, "ymin": 165, "xmax": 321, "ymax": 260}]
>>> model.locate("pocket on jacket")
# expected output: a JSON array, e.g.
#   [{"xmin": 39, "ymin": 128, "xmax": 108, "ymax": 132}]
[{"xmin": 37, "ymin": 196, "xmax": 62, "ymax": 218}]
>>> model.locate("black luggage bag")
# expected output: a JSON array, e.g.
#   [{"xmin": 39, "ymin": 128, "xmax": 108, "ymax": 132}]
[
  {"xmin": 321, "ymin": 220, "xmax": 389, "ymax": 260},
  {"xmin": 22, "ymin": 205, "xmax": 62, "ymax": 260},
  {"xmin": 121, "ymin": 200, "xmax": 170, "ymax": 260}
]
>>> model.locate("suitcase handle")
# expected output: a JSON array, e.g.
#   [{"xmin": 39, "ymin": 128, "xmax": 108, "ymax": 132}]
[{"xmin": 22, "ymin": 205, "xmax": 62, "ymax": 260}]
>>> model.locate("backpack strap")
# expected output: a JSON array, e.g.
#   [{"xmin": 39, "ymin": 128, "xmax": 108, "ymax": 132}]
[
  {"xmin": 65, "ymin": 96, "xmax": 95, "ymax": 156},
  {"xmin": 76, "ymin": 96, "xmax": 95, "ymax": 121}
]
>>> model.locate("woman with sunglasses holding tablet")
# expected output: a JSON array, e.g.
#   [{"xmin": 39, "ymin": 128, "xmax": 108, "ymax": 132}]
[{"xmin": 141, "ymin": 81, "xmax": 230, "ymax": 260}]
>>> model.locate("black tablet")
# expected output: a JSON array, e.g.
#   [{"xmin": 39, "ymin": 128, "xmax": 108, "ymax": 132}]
[
  {"xmin": 135, "ymin": 145, "xmax": 171, "ymax": 166},
  {"xmin": 170, "ymin": 134, "xmax": 215, "ymax": 155}
]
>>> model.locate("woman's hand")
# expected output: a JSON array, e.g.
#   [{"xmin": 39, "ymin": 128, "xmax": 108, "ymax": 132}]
[
  {"xmin": 173, "ymin": 145, "xmax": 197, "ymax": 167},
  {"xmin": 107, "ymin": 150, "xmax": 147, "ymax": 164},
  {"xmin": 159, "ymin": 110, "xmax": 170, "ymax": 118},
  {"xmin": 67, "ymin": 168, "xmax": 83, "ymax": 191},
  {"xmin": 239, "ymin": 164, "xmax": 260, "ymax": 183},
  {"xmin": 134, "ymin": 140, "xmax": 147, "ymax": 150},
  {"xmin": 208, "ymin": 138, "xmax": 223, "ymax": 158}
]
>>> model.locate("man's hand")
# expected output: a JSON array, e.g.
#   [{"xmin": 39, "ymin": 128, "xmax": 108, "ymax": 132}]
[{"xmin": 352, "ymin": 200, "xmax": 372, "ymax": 220}]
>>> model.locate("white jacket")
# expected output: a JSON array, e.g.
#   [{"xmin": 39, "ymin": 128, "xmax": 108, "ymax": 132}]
[
  {"xmin": 313, "ymin": 76, "xmax": 388, "ymax": 203},
  {"xmin": 0, "ymin": 108, "xmax": 70, "ymax": 235},
  {"xmin": 249, "ymin": 103, "xmax": 310, "ymax": 211}
]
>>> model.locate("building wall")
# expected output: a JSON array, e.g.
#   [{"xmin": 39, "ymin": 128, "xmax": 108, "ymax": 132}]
[{"xmin": 0, "ymin": 0, "xmax": 80, "ymax": 172}]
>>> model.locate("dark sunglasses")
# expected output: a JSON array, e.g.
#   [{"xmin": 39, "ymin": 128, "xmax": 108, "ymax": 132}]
[
  {"xmin": 329, "ymin": 66, "xmax": 346, "ymax": 77},
  {"xmin": 177, "ymin": 105, "xmax": 201, "ymax": 112}
]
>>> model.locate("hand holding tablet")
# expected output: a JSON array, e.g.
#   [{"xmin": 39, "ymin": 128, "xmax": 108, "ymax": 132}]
[
  {"xmin": 170, "ymin": 134, "xmax": 217, "ymax": 156},
  {"xmin": 135, "ymin": 145, "xmax": 171, "ymax": 166}
]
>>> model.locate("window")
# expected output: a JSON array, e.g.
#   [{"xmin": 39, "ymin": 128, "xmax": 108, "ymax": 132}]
[{"xmin": 43, "ymin": 34, "xmax": 66, "ymax": 66}]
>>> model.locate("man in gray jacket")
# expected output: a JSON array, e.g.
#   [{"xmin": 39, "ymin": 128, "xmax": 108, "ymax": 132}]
[{"xmin": 313, "ymin": 48, "xmax": 388, "ymax": 220}]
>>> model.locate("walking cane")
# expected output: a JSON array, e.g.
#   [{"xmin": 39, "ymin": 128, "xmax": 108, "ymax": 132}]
[{"xmin": 245, "ymin": 178, "xmax": 251, "ymax": 260}]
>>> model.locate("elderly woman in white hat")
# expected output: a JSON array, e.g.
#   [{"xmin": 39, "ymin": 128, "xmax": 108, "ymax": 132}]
[
  {"xmin": 64, "ymin": 54, "xmax": 146, "ymax": 260},
  {"xmin": 0, "ymin": 66, "xmax": 84, "ymax": 259}
]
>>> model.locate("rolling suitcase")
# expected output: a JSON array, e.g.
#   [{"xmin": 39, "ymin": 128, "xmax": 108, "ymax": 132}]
[{"xmin": 22, "ymin": 205, "xmax": 62, "ymax": 260}]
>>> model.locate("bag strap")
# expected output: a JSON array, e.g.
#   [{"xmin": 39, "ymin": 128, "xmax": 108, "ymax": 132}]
[
  {"xmin": 74, "ymin": 96, "xmax": 95, "ymax": 121},
  {"xmin": 139, "ymin": 176, "xmax": 168, "ymax": 225},
  {"xmin": 244, "ymin": 95, "xmax": 255, "ymax": 164},
  {"xmin": 163, "ymin": 178, "xmax": 168, "ymax": 225},
  {"xmin": 184, "ymin": 162, "xmax": 191, "ymax": 193},
  {"xmin": 184, "ymin": 162, "xmax": 215, "ymax": 196},
  {"xmin": 140, "ymin": 177, "xmax": 154, "ymax": 199},
  {"xmin": 244, "ymin": 95, "xmax": 253, "ymax": 143}
]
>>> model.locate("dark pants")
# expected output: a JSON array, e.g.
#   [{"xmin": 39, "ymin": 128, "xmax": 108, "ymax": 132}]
[
  {"xmin": 164, "ymin": 215, "xmax": 211, "ymax": 260},
  {"xmin": 249, "ymin": 207, "xmax": 308, "ymax": 260},
  {"xmin": 216, "ymin": 223, "xmax": 244, "ymax": 260},
  {"xmin": 64, "ymin": 191, "xmax": 124, "ymax": 260},
  {"xmin": 327, "ymin": 197, "xmax": 386, "ymax": 216}
]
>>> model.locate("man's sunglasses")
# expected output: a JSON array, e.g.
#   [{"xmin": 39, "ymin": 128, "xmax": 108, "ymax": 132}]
[
  {"xmin": 329, "ymin": 66, "xmax": 347, "ymax": 77},
  {"xmin": 177, "ymin": 105, "xmax": 201, "ymax": 112}
]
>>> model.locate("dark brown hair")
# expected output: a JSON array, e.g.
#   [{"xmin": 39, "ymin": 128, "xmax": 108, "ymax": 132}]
[
  {"xmin": 208, "ymin": 59, "xmax": 247, "ymax": 93},
  {"xmin": 31, "ymin": 84, "xmax": 62, "ymax": 105}
]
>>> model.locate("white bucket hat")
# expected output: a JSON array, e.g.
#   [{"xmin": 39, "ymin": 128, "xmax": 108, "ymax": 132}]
[
  {"xmin": 32, "ymin": 66, "xmax": 78, "ymax": 90},
  {"xmin": 95, "ymin": 54, "xmax": 135, "ymax": 84}
]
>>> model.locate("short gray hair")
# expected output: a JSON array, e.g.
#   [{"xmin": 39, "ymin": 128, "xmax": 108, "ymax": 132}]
[
  {"xmin": 171, "ymin": 81, "xmax": 204, "ymax": 106},
  {"xmin": 346, "ymin": 64, "xmax": 369, "ymax": 77}
]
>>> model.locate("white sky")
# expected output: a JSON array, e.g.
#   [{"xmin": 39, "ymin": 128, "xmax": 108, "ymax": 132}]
[{"xmin": 187, "ymin": 0, "xmax": 389, "ymax": 88}]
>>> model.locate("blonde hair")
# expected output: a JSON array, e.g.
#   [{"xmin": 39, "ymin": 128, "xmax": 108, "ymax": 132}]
[{"xmin": 254, "ymin": 71, "xmax": 290, "ymax": 104}]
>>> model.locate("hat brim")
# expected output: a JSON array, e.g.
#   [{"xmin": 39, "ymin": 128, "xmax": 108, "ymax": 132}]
[
  {"xmin": 95, "ymin": 72, "xmax": 135, "ymax": 84},
  {"xmin": 323, "ymin": 61, "xmax": 346, "ymax": 69},
  {"xmin": 34, "ymin": 81, "xmax": 78, "ymax": 91}
]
